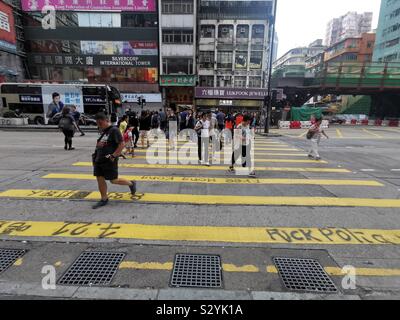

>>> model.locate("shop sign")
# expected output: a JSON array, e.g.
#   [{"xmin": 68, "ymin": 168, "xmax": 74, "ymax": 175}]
[{"xmin": 160, "ymin": 75, "xmax": 197, "ymax": 87}]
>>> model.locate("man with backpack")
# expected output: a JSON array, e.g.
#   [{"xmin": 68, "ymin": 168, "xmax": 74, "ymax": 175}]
[{"xmin": 58, "ymin": 107, "xmax": 78, "ymax": 150}]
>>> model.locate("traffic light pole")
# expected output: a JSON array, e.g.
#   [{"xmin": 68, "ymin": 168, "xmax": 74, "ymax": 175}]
[{"xmin": 264, "ymin": 0, "xmax": 278, "ymax": 134}]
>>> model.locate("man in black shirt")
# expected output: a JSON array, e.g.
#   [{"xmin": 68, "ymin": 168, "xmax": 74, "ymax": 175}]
[{"xmin": 92, "ymin": 113, "xmax": 137, "ymax": 209}]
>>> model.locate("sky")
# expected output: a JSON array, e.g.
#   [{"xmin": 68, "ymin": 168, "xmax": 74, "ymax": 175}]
[{"xmin": 275, "ymin": 0, "xmax": 382, "ymax": 57}]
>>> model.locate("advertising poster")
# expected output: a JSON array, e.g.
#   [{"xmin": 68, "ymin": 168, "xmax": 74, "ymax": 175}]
[
  {"xmin": 42, "ymin": 85, "xmax": 84, "ymax": 116},
  {"xmin": 21, "ymin": 0, "xmax": 156, "ymax": 12},
  {"xmin": 0, "ymin": 1, "xmax": 17, "ymax": 53}
]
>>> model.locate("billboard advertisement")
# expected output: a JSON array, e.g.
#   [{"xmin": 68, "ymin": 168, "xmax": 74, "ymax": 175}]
[
  {"xmin": 0, "ymin": 1, "xmax": 17, "ymax": 53},
  {"xmin": 21, "ymin": 0, "xmax": 156, "ymax": 12}
]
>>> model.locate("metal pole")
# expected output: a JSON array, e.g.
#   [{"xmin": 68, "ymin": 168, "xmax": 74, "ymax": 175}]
[{"xmin": 265, "ymin": 0, "xmax": 278, "ymax": 134}]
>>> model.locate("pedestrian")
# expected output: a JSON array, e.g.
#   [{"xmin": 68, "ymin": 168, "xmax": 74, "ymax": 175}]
[
  {"xmin": 159, "ymin": 108, "xmax": 167, "ymax": 131},
  {"xmin": 71, "ymin": 105, "xmax": 85, "ymax": 136},
  {"xmin": 110, "ymin": 112, "xmax": 118, "ymax": 126},
  {"xmin": 118, "ymin": 115, "xmax": 128, "ymax": 135},
  {"xmin": 307, "ymin": 117, "xmax": 329, "ymax": 161},
  {"xmin": 58, "ymin": 106, "xmax": 78, "ymax": 150},
  {"xmin": 139, "ymin": 110, "xmax": 151, "ymax": 148},
  {"xmin": 91, "ymin": 112, "xmax": 137, "ymax": 209},
  {"xmin": 47, "ymin": 92, "xmax": 64, "ymax": 119},
  {"xmin": 128, "ymin": 111, "xmax": 139, "ymax": 148},
  {"xmin": 186, "ymin": 109, "xmax": 195, "ymax": 130},
  {"xmin": 228, "ymin": 114, "xmax": 255, "ymax": 177},
  {"xmin": 151, "ymin": 111, "xmax": 161, "ymax": 129},
  {"xmin": 216, "ymin": 109, "xmax": 225, "ymax": 131},
  {"xmin": 166, "ymin": 108, "xmax": 178, "ymax": 150},
  {"xmin": 195, "ymin": 112, "xmax": 210, "ymax": 166}
]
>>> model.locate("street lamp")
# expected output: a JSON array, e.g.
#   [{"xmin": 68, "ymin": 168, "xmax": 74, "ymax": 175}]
[{"xmin": 265, "ymin": 0, "xmax": 278, "ymax": 134}]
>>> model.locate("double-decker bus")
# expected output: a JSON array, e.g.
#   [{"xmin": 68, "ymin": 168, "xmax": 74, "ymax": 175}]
[{"xmin": 0, "ymin": 83, "xmax": 121, "ymax": 124}]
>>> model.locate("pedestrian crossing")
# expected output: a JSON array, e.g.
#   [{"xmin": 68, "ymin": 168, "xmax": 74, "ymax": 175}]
[{"xmin": 0, "ymin": 136, "xmax": 396, "ymax": 210}]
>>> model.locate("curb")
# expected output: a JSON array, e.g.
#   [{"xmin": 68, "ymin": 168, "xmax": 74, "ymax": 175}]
[{"xmin": 0, "ymin": 281, "xmax": 364, "ymax": 300}]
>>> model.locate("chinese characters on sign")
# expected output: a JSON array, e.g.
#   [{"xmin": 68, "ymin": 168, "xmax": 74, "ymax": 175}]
[
  {"xmin": 19, "ymin": 95, "xmax": 43, "ymax": 103},
  {"xmin": 195, "ymin": 87, "xmax": 268, "ymax": 100},
  {"xmin": 160, "ymin": 75, "xmax": 197, "ymax": 87},
  {"xmin": 29, "ymin": 54, "xmax": 157, "ymax": 67}
]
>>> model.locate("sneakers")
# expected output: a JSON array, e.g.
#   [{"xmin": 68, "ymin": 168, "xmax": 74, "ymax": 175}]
[
  {"xmin": 68, "ymin": 147, "xmax": 75, "ymax": 151},
  {"xmin": 80, "ymin": 133, "xmax": 85, "ymax": 136},
  {"xmin": 92, "ymin": 199, "xmax": 109, "ymax": 209},
  {"xmin": 129, "ymin": 181, "xmax": 137, "ymax": 195},
  {"xmin": 248, "ymin": 171, "xmax": 256, "ymax": 178},
  {"xmin": 227, "ymin": 167, "xmax": 235, "ymax": 173}
]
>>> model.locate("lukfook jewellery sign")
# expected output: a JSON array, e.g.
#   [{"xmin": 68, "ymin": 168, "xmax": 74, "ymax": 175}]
[{"xmin": 195, "ymin": 87, "xmax": 268, "ymax": 100}]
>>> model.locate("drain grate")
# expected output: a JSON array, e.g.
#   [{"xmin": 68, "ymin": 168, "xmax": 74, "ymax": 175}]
[
  {"xmin": 274, "ymin": 257, "xmax": 338, "ymax": 293},
  {"xmin": 58, "ymin": 251, "xmax": 125, "ymax": 286},
  {"xmin": 0, "ymin": 249, "xmax": 26, "ymax": 275},
  {"xmin": 170, "ymin": 254, "xmax": 222, "ymax": 288}
]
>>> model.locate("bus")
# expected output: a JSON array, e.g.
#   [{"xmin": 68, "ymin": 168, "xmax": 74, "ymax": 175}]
[{"xmin": 0, "ymin": 83, "xmax": 121, "ymax": 124}]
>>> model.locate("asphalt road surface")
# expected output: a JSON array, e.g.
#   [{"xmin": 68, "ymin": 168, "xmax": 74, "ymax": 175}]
[{"xmin": 0, "ymin": 125, "xmax": 399, "ymax": 300}]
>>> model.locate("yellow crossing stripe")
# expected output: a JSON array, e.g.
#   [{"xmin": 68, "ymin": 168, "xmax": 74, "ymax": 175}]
[
  {"xmin": 123, "ymin": 156, "xmax": 328, "ymax": 164},
  {"xmin": 43, "ymin": 173, "xmax": 384, "ymax": 187},
  {"xmin": 118, "ymin": 261, "xmax": 400, "ymax": 277},
  {"xmin": 131, "ymin": 150, "xmax": 309, "ymax": 157},
  {"xmin": 1, "ymin": 189, "xmax": 399, "ymax": 208},
  {"xmin": 74, "ymin": 162, "xmax": 350, "ymax": 173},
  {"xmin": 0, "ymin": 219, "xmax": 398, "ymax": 245}
]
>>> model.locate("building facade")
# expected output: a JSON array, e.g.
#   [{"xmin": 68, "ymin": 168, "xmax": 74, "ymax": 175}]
[
  {"xmin": 373, "ymin": 0, "xmax": 400, "ymax": 62},
  {"xmin": 159, "ymin": 0, "xmax": 197, "ymax": 110},
  {"xmin": 324, "ymin": 33, "xmax": 376, "ymax": 63},
  {"xmin": 0, "ymin": 0, "xmax": 26, "ymax": 82},
  {"xmin": 272, "ymin": 39, "xmax": 325, "ymax": 77},
  {"xmin": 20, "ymin": 0, "xmax": 160, "ymax": 103},
  {"xmin": 325, "ymin": 11, "xmax": 373, "ymax": 47},
  {"xmin": 196, "ymin": 0, "xmax": 275, "ymax": 112}
]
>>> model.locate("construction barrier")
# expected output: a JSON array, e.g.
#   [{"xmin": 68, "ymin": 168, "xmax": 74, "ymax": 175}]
[{"xmin": 279, "ymin": 120, "xmax": 329, "ymax": 129}]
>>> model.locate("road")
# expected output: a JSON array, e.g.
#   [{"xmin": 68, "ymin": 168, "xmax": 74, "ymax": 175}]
[{"xmin": 0, "ymin": 125, "xmax": 399, "ymax": 300}]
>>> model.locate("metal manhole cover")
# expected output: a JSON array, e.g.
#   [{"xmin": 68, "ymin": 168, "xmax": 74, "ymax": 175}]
[
  {"xmin": 0, "ymin": 249, "xmax": 26, "ymax": 274},
  {"xmin": 274, "ymin": 257, "xmax": 338, "ymax": 293},
  {"xmin": 58, "ymin": 251, "xmax": 125, "ymax": 286},
  {"xmin": 170, "ymin": 254, "xmax": 222, "ymax": 288}
]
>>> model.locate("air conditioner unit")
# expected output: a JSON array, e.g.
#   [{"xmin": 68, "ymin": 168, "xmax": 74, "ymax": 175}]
[
  {"xmin": 204, "ymin": 57, "xmax": 211, "ymax": 62},
  {"xmin": 239, "ymin": 27, "xmax": 246, "ymax": 34},
  {"xmin": 222, "ymin": 27, "xmax": 229, "ymax": 33}
]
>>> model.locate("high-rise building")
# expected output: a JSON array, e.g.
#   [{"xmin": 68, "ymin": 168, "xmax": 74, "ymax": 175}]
[
  {"xmin": 159, "ymin": 0, "xmax": 197, "ymax": 110},
  {"xmin": 20, "ymin": 0, "xmax": 160, "ymax": 103},
  {"xmin": 0, "ymin": 0, "xmax": 26, "ymax": 82},
  {"xmin": 196, "ymin": 0, "xmax": 275, "ymax": 112},
  {"xmin": 373, "ymin": 0, "xmax": 400, "ymax": 62},
  {"xmin": 325, "ymin": 11, "xmax": 373, "ymax": 47}
]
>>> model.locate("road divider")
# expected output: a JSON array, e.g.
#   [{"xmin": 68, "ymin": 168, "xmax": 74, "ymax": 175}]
[
  {"xmin": 1, "ymin": 189, "xmax": 400, "ymax": 208},
  {"xmin": 73, "ymin": 162, "xmax": 350, "ymax": 173},
  {"xmin": 0, "ymin": 219, "xmax": 398, "ymax": 245},
  {"xmin": 42, "ymin": 173, "xmax": 384, "ymax": 187}
]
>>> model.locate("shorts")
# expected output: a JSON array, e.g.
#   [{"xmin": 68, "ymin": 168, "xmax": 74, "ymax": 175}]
[{"xmin": 93, "ymin": 160, "xmax": 118, "ymax": 181}]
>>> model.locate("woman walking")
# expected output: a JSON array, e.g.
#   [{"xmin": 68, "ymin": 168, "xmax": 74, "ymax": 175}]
[{"xmin": 307, "ymin": 117, "xmax": 329, "ymax": 160}]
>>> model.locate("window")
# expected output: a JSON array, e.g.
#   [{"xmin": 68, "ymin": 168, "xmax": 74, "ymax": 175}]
[
  {"xmin": 77, "ymin": 13, "xmax": 121, "ymax": 27},
  {"xmin": 217, "ymin": 76, "xmax": 232, "ymax": 87},
  {"xmin": 217, "ymin": 51, "xmax": 233, "ymax": 69},
  {"xmin": 201, "ymin": 25, "xmax": 215, "ymax": 38},
  {"xmin": 162, "ymin": 30, "xmax": 193, "ymax": 44},
  {"xmin": 250, "ymin": 51, "xmax": 263, "ymax": 69},
  {"xmin": 235, "ymin": 52, "xmax": 248, "ymax": 69},
  {"xmin": 236, "ymin": 25, "xmax": 249, "ymax": 39},
  {"xmin": 199, "ymin": 51, "xmax": 214, "ymax": 69},
  {"xmin": 248, "ymin": 77, "xmax": 261, "ymax": 88},
  {"xmin": 162, "ymin": 58, "xmax": 193, "ymax": 74},
  {"xmin": 218, "ymin": 25, "xmax": 234, "ymax": 40},
  {"xmin": 199, "ymin": 76, "xmax": 214, "ymax": 87},
  {"xmin": 121, "ymin": 13, "xmax": 158, "ymax": 27},
  {"xmin": 162, "ymin": 0, "xmax": 193, "ymax": 14},
  {"xmin": 234, "ymin": 76, "xmax": 247, "ymax": 88},
  {"xmin": 252, "ymin": 25, "xmax": 265, "ymax": 39}
]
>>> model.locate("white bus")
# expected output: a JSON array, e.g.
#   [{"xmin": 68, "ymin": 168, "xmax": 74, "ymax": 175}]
[{"xmin": 0, "ymin": 83, "xmax": 121, "ymax": 124}]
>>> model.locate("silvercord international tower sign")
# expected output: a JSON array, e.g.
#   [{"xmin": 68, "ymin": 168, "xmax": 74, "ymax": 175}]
[{"xmin": 100, "ymin": 56, "xmax": 152, "ymax": 67}]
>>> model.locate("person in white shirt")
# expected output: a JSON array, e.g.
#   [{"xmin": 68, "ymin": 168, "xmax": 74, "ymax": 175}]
[
  {"xmin": 307, "ymin": 117, "xmax": 329, "ymax": 160},
  {"xmin": 195, "ymin": 113, "xmax": 210, "ymax": 166}
]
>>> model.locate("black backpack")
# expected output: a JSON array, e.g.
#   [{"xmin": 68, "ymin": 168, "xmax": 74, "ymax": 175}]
[{"xmin": 58, "ymin": 116, "xmax": 74, "ymax": 131}]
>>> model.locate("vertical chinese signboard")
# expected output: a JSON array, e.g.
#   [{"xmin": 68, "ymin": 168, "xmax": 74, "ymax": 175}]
[{"xmin": 0, "ymin": 1, "xmax": 16, "ymax": 53}]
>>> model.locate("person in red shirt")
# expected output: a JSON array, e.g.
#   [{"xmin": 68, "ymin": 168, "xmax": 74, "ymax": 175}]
[{"xmin": 235, "ymin": 113, "xmax": 243, "ymax": 127}]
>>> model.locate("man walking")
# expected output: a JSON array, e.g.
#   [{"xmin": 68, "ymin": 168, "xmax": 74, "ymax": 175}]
[{"xmin": 92, "ymin": 113, "xmax": 137, "ymax": 209}]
